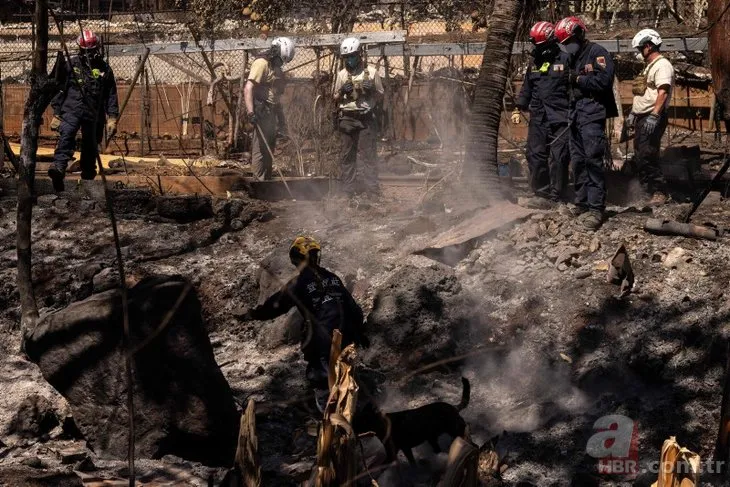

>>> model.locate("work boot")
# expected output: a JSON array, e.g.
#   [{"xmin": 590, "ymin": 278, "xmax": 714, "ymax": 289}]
[
  {"xmin": 519, "ymin": 196, "xmax": 557, "ymax": 210},
  {"xmin": 563, "ymin": 203, "xmax": 588, "ymax": 217},
  {"xmin": 648, "ymin": 192, "xmax": 668, "ymax": 206},
  {"xmin": 80, "ymin": 170, "xmax": 97, "ymax": 181},
  {"xmin": 47, "ymin": 167, "xmax": 65, "ymax": 192},
  {"xmin": 582, "ymin": 210, "xmax": 603, "ymax": 231}
]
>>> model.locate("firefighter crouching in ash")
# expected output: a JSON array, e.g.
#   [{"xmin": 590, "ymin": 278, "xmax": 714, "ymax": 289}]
[
  {"xmin": 624, "ymin": 28, "xmax": 674, "ymax": 205},
  {"xmin": 48, "ymin": 30, "xmax": 119, "ymax": 192},
  {"xmin": 333, "ymin": 37, "xmax": 384, "ymax": 203},
  {"xmin": 238, "ymin": 236, "xmax": 368, "ymax": 410},
  {"xmin": 245, "ymin": 37, "xmax": 295, "ymax": 181}
]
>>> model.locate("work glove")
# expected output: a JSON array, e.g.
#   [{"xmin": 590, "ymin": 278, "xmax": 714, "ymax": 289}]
[
  {"xmin": 511, "ymin": 109, "xmax": 521, "ymax": 124},
  {"xmin": 106, "ymin": 117, "xmax": 118, "ymax": 134},
  {"xmin": 361, "ymin": 79, "xmax": 374, "ymax": 92},
  {"xmin": 50, "ymin": 115, "xmax": 62, "ymax": 132},
  {"xmin": 340, "ymin": 81, "xmax": 354, "ymax": 95},
  {"xmin": 642, "ymin": 112, "xmax": 660, "ymax": 136},
  {"xmin": 625, "ymin": 112, "xmax": 636, "ymax": 129},
  {"xmin": 247, "ymin": 111, "xmax": 258, "ymax": 126},
  {"xmin": 567, "ymin": 71, "xmax": 580, "ymax": 86}
]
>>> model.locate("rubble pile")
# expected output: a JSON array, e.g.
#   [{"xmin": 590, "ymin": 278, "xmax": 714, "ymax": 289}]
[{"xmin": 1, "ymin": 182, "xmax": 730, "ymax": 484}]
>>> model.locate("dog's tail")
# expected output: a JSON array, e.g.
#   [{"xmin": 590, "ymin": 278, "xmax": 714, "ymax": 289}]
[{"xmin": 456, "ymin": 377, "xmax": 470, "ymax": 411}]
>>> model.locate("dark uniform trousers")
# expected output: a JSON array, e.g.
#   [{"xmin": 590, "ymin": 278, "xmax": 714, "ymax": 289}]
[
  {"xmin": 338, "ymin": 112, "xmax": 379, "ymax": 196},
  {"xmin": 634, "ymin": 113, "xmax": 668, "ymax": 194},
  {"xmin": 54, "ymin": 113, "xmax": 102, "ymax": 179},
  {"xmin": 517, "ymin": 49, "xmax": 572, "ymax": 202},
  {"xmin": 571, "ymin": 118, "xmax": 607, "ymax": 212},
  {"xmin": 526, "ymin": 112, "xmax": 570, "ymax": 200}
]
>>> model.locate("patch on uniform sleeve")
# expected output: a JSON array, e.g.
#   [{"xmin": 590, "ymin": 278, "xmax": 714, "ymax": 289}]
[
  {"xmin": 596, "ymin": 56, "xmax": 607, "ymax": 69},
  {"xmin": 553, "ymin": 64, "xmax": 564, "ymax": 71},
  {"xmin": 584, "ymin": 64, "xmax": 594, "ymax": 72}
]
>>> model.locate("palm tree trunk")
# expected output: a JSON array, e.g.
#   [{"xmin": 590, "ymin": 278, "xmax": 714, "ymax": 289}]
[
  {"xmin": 708, "ymin": 0, "xmax": 730, "ymax": 136},
  {"xmin": 18, "ymin": 0, "xmax": 56, "ymax": 343},
  {"xmin": 464, "ymin": 0, "xmax": 523, "ymax": 203}
]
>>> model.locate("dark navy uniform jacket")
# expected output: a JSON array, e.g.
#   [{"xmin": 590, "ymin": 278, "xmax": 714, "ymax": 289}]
[
  {"xmin": 516, "ymin": 49, "xmax": 571, "ymax": 125},
  {"xmin": 249, "ymin": 265, "xmax": 365, "ymax": 361},
  {"xmin": 51, "ymin": 55, "xmax": 119, "ymax": 122},
  {"xmin": 569, "ymin": 42, "xmax": 618, "ymax": 124}
]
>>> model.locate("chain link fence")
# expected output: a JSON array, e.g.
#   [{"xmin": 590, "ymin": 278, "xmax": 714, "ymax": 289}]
[{"xmin": 0, "ymin": 0, "xmax": 715, "ymax": 172}]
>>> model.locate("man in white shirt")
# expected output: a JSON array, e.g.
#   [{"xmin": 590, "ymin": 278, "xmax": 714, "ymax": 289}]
[
  {"xmin": 333, "ymin": 37, "xmax": 384, "ymax": 201},
  {"xmin": 626, "ymin": 28, "xmax": 674, "ymax": 205}
]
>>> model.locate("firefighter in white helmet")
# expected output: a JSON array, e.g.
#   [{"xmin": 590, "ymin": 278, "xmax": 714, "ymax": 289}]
[
  {"xmin": 625, "ymin": 28, "xmax": 674, "ymax": 205},
  {"xmin": 333, "ymin": 37, "xmax": 384, "ymax": 202},
  {"xmin": 245, "ymin": 36, "xmax": 295, "ymax": 180}
]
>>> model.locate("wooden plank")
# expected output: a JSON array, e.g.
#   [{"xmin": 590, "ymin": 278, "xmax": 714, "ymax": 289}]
[
  {"xmin": 423, "ymin": 202, "xmax": 535, "ymax": 250},
  {"xmin": 7, "ymin": 142, "xmax": 201, "ymax": 168},
  {"xmin": 366, "ymin": 37, "xmax": 708, "ymax": 56},
  {"xmin": 107, "ymin": 31, "xmax": 407, "ymax": 57}
]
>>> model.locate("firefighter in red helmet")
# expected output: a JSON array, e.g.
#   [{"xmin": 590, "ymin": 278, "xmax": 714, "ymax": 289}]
[
  {"xmin": 48, "ymin": 29, "xmax": 119, "ymax": 192},
  {"xmin": 554, "ymin": 16, "xmax": 618, "ymax": 230},
  {"xmin": 514, "ymin": 21, "xmax": 571, "ymax": 208}
]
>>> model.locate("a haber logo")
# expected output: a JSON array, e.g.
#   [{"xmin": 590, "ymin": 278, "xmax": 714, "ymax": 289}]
[{"xmin": 586, "ymin": 414, "xmax": 639, "ymax": 476}]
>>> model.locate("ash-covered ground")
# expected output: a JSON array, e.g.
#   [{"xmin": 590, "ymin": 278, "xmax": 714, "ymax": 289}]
[{"xmin": 0, "ymin": 176, "xmax": 729, "ymax": 486}]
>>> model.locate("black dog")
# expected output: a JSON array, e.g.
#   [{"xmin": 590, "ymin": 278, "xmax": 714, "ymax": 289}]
[{"xmin": 354, "ymin": 377, "xmax": 470, "ymax": 465}]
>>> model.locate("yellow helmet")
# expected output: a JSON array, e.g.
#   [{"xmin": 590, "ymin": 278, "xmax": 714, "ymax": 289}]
[{"xmin": 289, "ymin": 236, "xmax": 321, "ymax": 266}]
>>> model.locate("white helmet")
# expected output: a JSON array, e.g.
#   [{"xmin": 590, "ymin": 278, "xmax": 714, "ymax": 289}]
[
  {"xmin": 340, "ymin": 37, "xmax": 360, "ymax": 56},
  {"xmin": 632, "ymin": 29, "xmax": 662, "ymax": 49},
  {"xmin": 271, "ymin": 37, "xmax": 295, "ymax": 64}
]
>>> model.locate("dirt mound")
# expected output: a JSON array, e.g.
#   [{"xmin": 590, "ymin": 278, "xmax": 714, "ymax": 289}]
[
  {"xmin": 365, "ymin": 263, "xmax": 477, "ymax": 373},
  {"xmin": 156, "ymin": 195, "xmax": 214, "ymax": 222}
]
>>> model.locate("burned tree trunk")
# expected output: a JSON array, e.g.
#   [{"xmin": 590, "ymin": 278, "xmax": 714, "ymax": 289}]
[
  {"xmin": 18, "ymin": 0, "xmax": 57, "ymax": 341},
  {"xmin": 463, "ymin": 0, "xmax": 525, "ymax": 203},
  {"xmin": 708, "ymin": 0, "xmax": 730, "ymax": 135},
  {"xmin": 715, "ymin": 340, "xmax": 730, "ymax": 476},
  {"xmin": 0, "ymin": 71, "xmax": 4, "ymax": 171}
]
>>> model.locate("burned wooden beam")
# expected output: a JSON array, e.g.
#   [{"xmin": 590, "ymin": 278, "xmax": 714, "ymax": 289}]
[
  {"xmin": 222, "ymin": 399, "xmax": 261, "ymax": 487},
  {"xmin": 644, "ymin": 218, "xmax": 720, "ymax": 240}
]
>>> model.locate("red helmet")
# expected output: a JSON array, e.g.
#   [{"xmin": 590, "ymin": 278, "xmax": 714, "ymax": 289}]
[
  {"xmin": 529, "ymin": 21, "xmax": 555, "ymax": 45},
  {"xmin": 77, "ymin": 30, "xmax": 99, "ymax": 50},
  {"xmin": 554, "ymin": 16, "xmax": 586, "ymax": 43}
]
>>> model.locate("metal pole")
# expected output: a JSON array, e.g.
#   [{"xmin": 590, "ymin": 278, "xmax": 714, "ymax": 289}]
[
  {"xmin": 254, "ymin": 123, "xmax": 295, "ymax": 200},
  {"xmin": 198, "ymin": 96, "xmax": 205, "ymax": 156},
  {"xmin": 139, "ymin": 61, "xmax": 146, "ymax": 156},
  {"xmin": 104, "ymin": 47, "xmax": 150, "ymax": 152},
  {"xmin": 234, "ymin": 51, "xmax": 248, "ymax": 150}
]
